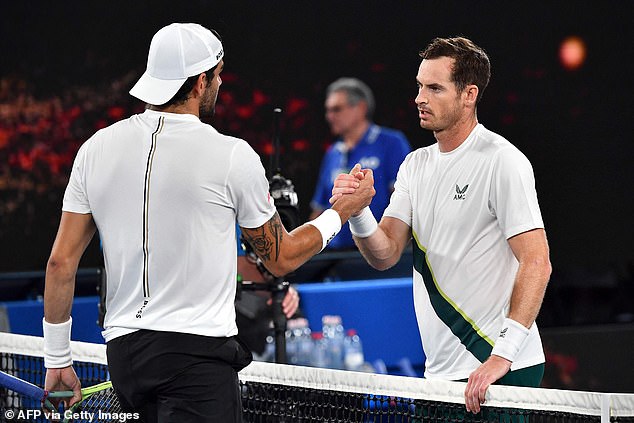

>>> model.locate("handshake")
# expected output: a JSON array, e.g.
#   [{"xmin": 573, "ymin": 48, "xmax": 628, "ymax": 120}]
[{"xmin": 329, "ymin": 163, "xmax": 375, "ymax": 222}]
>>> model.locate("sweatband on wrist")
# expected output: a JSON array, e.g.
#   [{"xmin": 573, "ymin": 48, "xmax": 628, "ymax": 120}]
[
  {"xmin": 491, "ymin": 317, "xmax": 530, "ymax": 363},
  {"xmin": 307, "ymin": 209, "xmax": 342, "ymax": 251},
  {"xmin": 349, "ymin": 207, "xmax": 378, "ymax": 238},
  {"xmin": 43, "ymin": 317, "xmax": 73, "ymax": 368}
]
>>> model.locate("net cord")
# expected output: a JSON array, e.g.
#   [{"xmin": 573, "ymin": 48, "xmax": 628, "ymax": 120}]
[
  {"xmin": 0, "ymin": 331, "xmax": 107, "ymax": 365},
  {"xmin": 2, "ymin": 331, "xmax": 633, "ymax": 419},
  {"xmin": 240, "ymin": 361, "xmax": 608, "ymax": 416}
]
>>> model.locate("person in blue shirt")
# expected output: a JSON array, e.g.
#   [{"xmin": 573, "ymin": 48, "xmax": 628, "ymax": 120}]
[{"xmin": 310, "ymin": 78, "xmax": 411, "ymax": 249}]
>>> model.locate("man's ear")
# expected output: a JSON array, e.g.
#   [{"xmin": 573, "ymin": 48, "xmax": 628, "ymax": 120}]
[
  {"xmin": 464, "ymin": 84, "xmax": 479, "ymax": 106},
  {"xmin": 192, "ymin": 73, "xmax": 207, "ymax": 98}
]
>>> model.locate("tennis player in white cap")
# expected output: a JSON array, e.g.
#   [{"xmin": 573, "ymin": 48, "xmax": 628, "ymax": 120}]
[{"xmin": 42, "ymin": 23, "xmax": 374, "ymax": 422}]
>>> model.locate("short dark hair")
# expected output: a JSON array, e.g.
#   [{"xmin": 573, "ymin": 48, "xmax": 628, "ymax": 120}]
[
  {"xmin": 159, "ymin": 64, "xmax": 218, "ymax": 107},
  {"xmin": 419, "ymin": 37, "xmax": 491, "ymax": 104}
]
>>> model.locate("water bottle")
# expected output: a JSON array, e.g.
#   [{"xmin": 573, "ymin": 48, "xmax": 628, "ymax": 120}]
[
  {"xmin": 343, "ymin": 329, "xmax": 365, "ymax": 371},
  {"xmin": 310, "ymin": 332, "xmax": 329, "ymax": 368},
  {"xmin": 259, "ymin": 335, "xmax": 275, "ymax": 362},
  {"xmin": 322, "ymin": 315, "xmax": 345, "ymax": 369},
  {"xmin": 295, "ymin": 318, "xmax": 313, "ymax": 366},
  {"xmin": 285, "ymin": 319, "xmax": 300, "ymax": 365}
]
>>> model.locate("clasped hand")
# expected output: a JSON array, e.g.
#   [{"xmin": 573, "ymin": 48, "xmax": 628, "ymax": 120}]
[{"xmin": 328, "ymin": 164, "xmax": 374, "ymax": 216}]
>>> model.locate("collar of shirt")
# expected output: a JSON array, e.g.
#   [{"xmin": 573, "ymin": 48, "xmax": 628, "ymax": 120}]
[{"xmin": 143, "ymin": 108, "xmax": 201, "ymax": 123}]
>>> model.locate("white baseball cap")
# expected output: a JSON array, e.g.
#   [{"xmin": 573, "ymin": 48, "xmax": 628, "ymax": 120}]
[{"xmin": 130, "ymin": 23, "xmax": 224, "ymax": 105}]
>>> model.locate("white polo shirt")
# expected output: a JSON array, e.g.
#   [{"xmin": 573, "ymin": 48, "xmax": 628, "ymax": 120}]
[
  {"xmin": 384, "ymin": 124, "xmax": 545, "ymax": 380},
  {"xmin": 63, "ymin": 109, "xmax": 276, "ymax": 342}
]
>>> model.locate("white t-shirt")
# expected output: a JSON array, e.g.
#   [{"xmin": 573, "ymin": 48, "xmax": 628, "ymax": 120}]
[
  {"xmin": 384, "ymin": 124, "xmax": 545, "ymax": 380},
  {"xmin": 63, "ymin": 109, "xmax": 276, "ymax": 342}
]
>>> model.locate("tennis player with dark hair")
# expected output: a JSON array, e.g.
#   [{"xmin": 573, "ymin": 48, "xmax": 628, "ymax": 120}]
[
  {"xmin": 42, "ymin": 23, "xmax": 374, "ymax": 422},
  {"xmin": 331, "ymin": 37, "xmax": 551, "ymax": 413}
]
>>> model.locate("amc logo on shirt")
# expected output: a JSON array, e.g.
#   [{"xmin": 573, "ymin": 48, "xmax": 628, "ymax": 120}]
[{"xmin": 453, "ymin": 184, "xmax": 469, "ymax": 201}]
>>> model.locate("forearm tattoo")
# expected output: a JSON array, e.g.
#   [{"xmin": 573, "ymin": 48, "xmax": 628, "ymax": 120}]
[{"xmin": 242, "ymin": 212, "xmax": 283, "ymax": 263}]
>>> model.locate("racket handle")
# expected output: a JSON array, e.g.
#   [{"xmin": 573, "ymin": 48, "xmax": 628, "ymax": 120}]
[{"xmin": 48, "ymin": 390, "xmax": 75, "ymax": 398}]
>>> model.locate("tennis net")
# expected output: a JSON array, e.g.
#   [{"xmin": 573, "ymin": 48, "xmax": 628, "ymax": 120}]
[{"xmin": 1, "ymin": 332, "xmax": 633, "ymax": 422}]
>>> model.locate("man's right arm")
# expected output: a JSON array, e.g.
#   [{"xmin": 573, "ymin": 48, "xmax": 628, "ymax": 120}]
[
  {"xmin": 241, "ymin": 169, "xmax": 375, "ymax": 277},
  {"xmin": 329, "ymin": 165, "xmax": 411, "ymax": 270},
  {"xmin": 354, "ymin": 216, "xmax": 411, "ymax": 271},
  {"xmin": 241, "ymin": 211, "xmax": 323, "ymax": 278}
]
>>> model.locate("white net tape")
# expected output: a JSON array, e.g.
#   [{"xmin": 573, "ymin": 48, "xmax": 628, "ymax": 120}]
[{"xmin": 2, "ymin": 331, "xmax": 633, "ymax": 420}]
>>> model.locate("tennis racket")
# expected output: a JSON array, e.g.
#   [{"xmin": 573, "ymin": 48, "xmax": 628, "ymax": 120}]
[{"xmin": 0, "ymin": 370, "xmax": 121, "ymax": 422}]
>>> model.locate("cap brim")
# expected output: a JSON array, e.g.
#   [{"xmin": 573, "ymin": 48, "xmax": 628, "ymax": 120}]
[{"xmin": 129, "ymin": 71, "xmax": 188, "ymax": 105}]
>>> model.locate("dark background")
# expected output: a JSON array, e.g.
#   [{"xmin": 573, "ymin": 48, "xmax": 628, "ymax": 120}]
[
  {"xmin": 1, "ymin": 1, "xmax": 633, "ymax": 303},
  {"xmin": 1, "ymin": 0, "xmax": 632, "ymax": 272},
  {"xmin": 1, "ymin": 0, "xmax": 633, "ymax": 390}
]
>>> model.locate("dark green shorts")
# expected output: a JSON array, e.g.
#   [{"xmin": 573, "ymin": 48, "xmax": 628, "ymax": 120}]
[
  {"xmin": 496, "ymin": 362, "xmax": 545, "ymax": 387},
  {"xmin": 457, "ymin": 362, "xmax": 545, "ymax": 387},
  {"xmin": 415, "ymin": 363, "xmax": 545, "ymax": 422}
]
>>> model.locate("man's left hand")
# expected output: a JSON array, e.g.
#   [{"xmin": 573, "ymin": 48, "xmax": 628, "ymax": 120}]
[
  {"xmin": 464, "ymin": 355, "xmax": 511, "ymax": 413},
  {"xmin": 44, "ymin": 367, "xmax": 82, "ymax": 410}
]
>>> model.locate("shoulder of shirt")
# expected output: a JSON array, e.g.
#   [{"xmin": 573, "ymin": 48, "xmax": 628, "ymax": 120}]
[
  {"xmin": 476, "ymin": 125, "xmax": 530, "ymax": 164},
  {"xmin": 87, "ymin": 114, "xmax": 252, "ymax": 149},
  {"xmin": 474, "ymin": 124, "xmax": 512, "ymax": 150},
  {"xmin": 78, "ymin": 119, "xmax": 130, "ymax": 151},
  {"xmin": 400, "ymin": 145, "xmax": 432, "ymax": 167}
]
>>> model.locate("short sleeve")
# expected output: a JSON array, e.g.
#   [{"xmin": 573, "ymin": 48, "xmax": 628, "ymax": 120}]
[
  {"xmin": 383, "ymin": 153, "xmax": 413, "ymax": 226},
  {"xmin": 227, "ymin": 141, "xmax": 276, "ymax": 229},
  {"xmin": 489, "ymin": 147, "xmax": 544, "ymax": 239},
  {"xmin": 62, "ymin": 142, "xmax": 92, "ymax": 214},
  {"xmin": 386, "ymin": 132, "xmax": 411, "ymax": 187}
]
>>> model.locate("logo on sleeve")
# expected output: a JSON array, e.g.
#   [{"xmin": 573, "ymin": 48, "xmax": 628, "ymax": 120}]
[
  {"xmin": 453, "ymin": 184, "xmax": 469, "ymax": 200},
  {"xmin": 499, "ymin": 327, "xmax": 508, "ymax": 338}
]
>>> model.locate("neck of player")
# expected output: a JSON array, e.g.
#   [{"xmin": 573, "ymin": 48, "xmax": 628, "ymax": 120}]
[{"xmin": 435, "ymin": 115, "xmax": 478, "ymax": 153}]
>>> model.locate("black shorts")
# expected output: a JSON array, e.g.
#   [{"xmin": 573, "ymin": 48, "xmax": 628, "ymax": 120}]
[{"xmin": 106, "ymin": 330, "xmax": 252, "ymax": 423}]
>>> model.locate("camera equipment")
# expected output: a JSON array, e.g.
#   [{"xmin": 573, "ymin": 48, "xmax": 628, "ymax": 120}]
[
  {"xmin": 268, "ymin": 107, "xmax": 300, "ymax": 230},
  {"xmin": 269, "ymin": 174, "xmax": 299, "ymax": 231}
]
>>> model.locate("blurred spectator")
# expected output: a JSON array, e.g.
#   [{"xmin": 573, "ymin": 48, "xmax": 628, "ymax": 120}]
[{"xmin": 310, "ymin": 77, "xmax": 411, "ymax": 250}]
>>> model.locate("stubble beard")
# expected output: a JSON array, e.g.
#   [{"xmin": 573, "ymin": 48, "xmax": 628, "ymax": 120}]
[{"xmin": 200, "ymin": 86, "xmax": 218, "ymax": 118}]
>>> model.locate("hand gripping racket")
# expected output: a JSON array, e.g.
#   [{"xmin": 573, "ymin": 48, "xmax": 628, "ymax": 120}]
[{"xmin": 0, "ymin": 370, "xmax": 121, "ymax": 422}]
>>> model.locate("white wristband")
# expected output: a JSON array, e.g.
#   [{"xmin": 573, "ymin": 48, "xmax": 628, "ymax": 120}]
[
  {"xmin": 307, "ymin": 209, "xmax": 342, "ymax": 251},
  {"xmin": 43, "ymin": 317, "xmax": 73, "ymax": 368},
  {"xmin": 349, "ymin": 207, "xmax": 378, "ymax": 238},
  {"xmin": 491, "ymin": 317, "xmax": 530, "ymax": 363}
]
